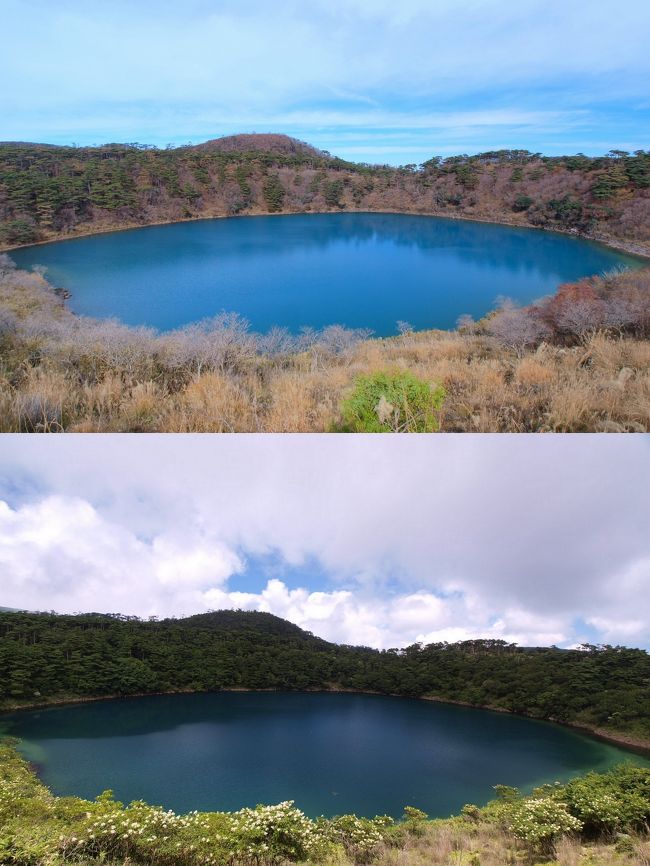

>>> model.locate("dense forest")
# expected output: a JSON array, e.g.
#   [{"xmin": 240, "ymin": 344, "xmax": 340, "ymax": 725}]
[
  {"xmin": 1, "ymin": 134, "xmax": 649, "ymax": 252},
  {"xmin": 1, "ymin": 609, "xmax": 648, "ymax": 742}
]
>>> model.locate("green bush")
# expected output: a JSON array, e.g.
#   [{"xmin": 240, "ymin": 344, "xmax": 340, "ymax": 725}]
[
  {"xmin": 512, "ymin": 194, "xmax": 533, "ymax": 212},
  {"xmin": 506, "ymin": 798, "xmax": 582, "ymax": 846},
  {"xmin": 337, "ymin": 370, "xmax": 445, "ymax": 433},
  {"xmin": 561, "ymin": 767, "xmax": 650, "ymax": 834}
]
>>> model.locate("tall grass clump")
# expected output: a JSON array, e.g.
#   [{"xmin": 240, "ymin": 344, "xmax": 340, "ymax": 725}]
[{"xmin": 337, "ymin": 370, "xmax": 446, "ymax": 432}]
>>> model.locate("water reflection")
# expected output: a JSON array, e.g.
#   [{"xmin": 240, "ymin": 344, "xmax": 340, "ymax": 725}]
[{"xmin": 10, "ymin": 213, "xmax": 641, "ymax": 334}]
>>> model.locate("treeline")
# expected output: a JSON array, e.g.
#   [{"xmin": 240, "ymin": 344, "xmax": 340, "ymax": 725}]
[
  {"xmin": 1, "ymin": 136, "xmax": 649, "ymax": 249},
  {"xmin": 1, "ymin": 609, "xmax": 649, "ymax": 739}
]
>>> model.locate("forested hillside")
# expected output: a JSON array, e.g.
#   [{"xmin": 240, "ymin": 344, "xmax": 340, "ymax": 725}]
[
  {"xmin": 1, "ymin": 609, "xmax": 648, "ymax": 743},
  {"xmin": 1, "ymin": 135, "xmax": 649, "ymax": 253}
]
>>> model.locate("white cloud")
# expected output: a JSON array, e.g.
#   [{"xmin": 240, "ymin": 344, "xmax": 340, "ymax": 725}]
[
  {"xmin": 0, "ymin": 494, "xmax": 243, "ymax": 616},
  {"xmin": 2, "ymin": 0, "xmax": 650, "ymax": 158},
  {"xmin": 0, "ymin": 435, "xmax": 648, "ymax": 649}
]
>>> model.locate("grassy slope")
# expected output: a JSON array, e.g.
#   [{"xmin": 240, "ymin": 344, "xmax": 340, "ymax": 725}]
[{"xmin": 1, "ymin": 262, "xmax": 649, "ymax": 433}]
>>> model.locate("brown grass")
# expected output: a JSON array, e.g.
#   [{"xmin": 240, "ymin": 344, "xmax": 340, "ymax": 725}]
[
  {"xmin": 1, "ymin": 264, "xmax": 649, "ymax": 433},
  {"xmin": 323, "ymin": 821, "xmax": 650, "ymax": 866}
]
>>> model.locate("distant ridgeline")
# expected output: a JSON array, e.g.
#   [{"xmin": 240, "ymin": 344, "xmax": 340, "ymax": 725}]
[
  {"xmin": 1, "ymin": 135, "xmax": 649, "ymax": 250},
  {"xmin": 0, "ymin": 609, "xmax": 649, "ymax": 740}
]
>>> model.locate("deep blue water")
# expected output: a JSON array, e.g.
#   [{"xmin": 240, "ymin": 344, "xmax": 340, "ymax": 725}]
[
  {"xmin": 4, "ymin": 692, "xmax": 645, "ymax": 818},
  {"xmin": 9, "ymin": 213, "xmax": 641, "ymax": 335}
]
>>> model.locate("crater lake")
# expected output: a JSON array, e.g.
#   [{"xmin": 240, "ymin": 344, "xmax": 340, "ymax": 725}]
[
  {"xmin": 9, "ymin": 213, "xmax": 642, "ymax": 335},
  {"xmin": 5, "ymin": 692, "xmax": 646, "ymax": 818}
]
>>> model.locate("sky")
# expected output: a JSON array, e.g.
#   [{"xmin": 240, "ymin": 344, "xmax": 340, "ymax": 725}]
[
  {"xmin": 1, "ymin": 0, "xmax": 649, "ymax": 164},
  {"xmin": 0, "ymin": 435, "xmax": 648, "ymax": 651}
]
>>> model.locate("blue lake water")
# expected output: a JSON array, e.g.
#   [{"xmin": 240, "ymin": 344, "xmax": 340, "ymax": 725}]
[
  {"xmin": 9, "ymin": 213, "xmax": 642, "ymax": 335},
  {"xmin": 5, "ymin": 692, "xmax": 645, "ymax": 818}
]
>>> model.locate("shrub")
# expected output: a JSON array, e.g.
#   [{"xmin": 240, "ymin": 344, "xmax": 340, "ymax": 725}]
[
  {"xmin": 512, "ymin": 194, "xmax": 533, "ymax": 212},
  {"xmin": 337, "ymin": 370, "xmax": 446, "ymax": 432},
  {"xmin": 327, "ymin": 813, "xmax": 394, "ymax": 862},
  {"xmin": 507, "ymin": 798, "xmax": 582, "ymax": 847},
  {"xmin": 561, "ymin": 767, "xmax": 650, "ymax": 834}
]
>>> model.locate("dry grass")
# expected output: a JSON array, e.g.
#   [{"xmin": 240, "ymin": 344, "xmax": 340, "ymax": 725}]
[
  {"xmin": 321, "ymin": 821, "xmax": 650, "ymax": 866},
  {"xmin": 1, "ymin": 263, "xmax": 649, "ymax": 432}
]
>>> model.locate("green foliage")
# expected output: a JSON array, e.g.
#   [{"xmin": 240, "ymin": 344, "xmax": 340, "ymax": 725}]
[
  {"xmin": 561, "ymin": 766, "xmax": 650, "ymax": 834},
  {"xmin": 182, "ymin": 183, "xmax": 201, "ymax": 203},
  {"xmin": 326, "ymin": 814, "xmax": 394, "ymax": 862},
  {"xmin": 1, "ymin": 142, "xmax": 649, "ymax": 245},
  {"xmin": 0, "ymin": 741, "xmax": 397, "ymax": 866},
  {"xmin": 0, "ymin": 219, "xmax": 39, "ymax": 245},
  {"xmin": 1, "ymin": 612, "xmax": 650, "ymax": 741},
  {"xmin": 323, "ymin": 179, "xmax": 345, "ymax": 207},
  {"xmin": 235, "ymin": 165, "xmax": 252, "ymax": 198},
  {"xmin": 591, "ymin": 164, "xmax": 629, "ymax": 200},
  {"xmin": 547, "ymin": 195, "xmax": 583, "ymax": 226},
  {"xmin": 338, "ymin": 371, "xmax": 445, "ymax": 433},
  {"xmin": 512, "ymin": 194, "xmax": 533, "ymax": 212},
  {"xmin": 476, "ymin": 764, "xmax": 650, "ymax": 853},
  {"xmin": 262, "ymin": 175, "xmax": 286, "ymax": 212},
  {"xmin": 507, "ymin": 798, "xmax": 582, "ymax": 846},
  {"xmin": 623, "ymin": 150, "xmax": 650, "ymax": 188},
  {"xmin": 2, "ymin": 742, "xmax": 649, "ymax": 866}
]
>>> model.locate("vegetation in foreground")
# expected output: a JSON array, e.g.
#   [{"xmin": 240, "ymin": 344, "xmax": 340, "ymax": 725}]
[
  {"xmin": 1, "ymin": 740, "xmax": 649, "ymax": 866},
  {"xmin": 1, "ymin": 136, "xmax": 650, "ymax": 256},
  {"xmin": 0, "ymin": 257, "xmax": 648, "ymax": 432},
  {"xmin": 1, "ymin": 610, "xmax": 649, "ymax": 746}
]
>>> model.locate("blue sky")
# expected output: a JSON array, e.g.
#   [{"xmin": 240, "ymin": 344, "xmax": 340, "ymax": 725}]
[
  {"xmin": 0, "ymin": 435, "xmax": 648, "ymax": 651},
  {"xmin": 2, "ymin": 0, "xmax": 649, "ymax": 164}
]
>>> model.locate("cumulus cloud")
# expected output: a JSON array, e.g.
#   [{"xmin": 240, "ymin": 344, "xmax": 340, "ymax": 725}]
[
  {"xmin": 0, "ymin": 436, "xmax": 648, "ymax": 650},
  {"xmin": 0, "ymin": 493, "xmax": 243, "ymax": 616}
]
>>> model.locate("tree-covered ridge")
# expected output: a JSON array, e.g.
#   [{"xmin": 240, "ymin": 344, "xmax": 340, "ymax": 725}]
[
  {"xmin": 1, "ymin": 136, "xmax": 649, "ymax": 251},
  {"xmin": 1, "ymin": 610, "xmax": 648, "ymax": 741}
]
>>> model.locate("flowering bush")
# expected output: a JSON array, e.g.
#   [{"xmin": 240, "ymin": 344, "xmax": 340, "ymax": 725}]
[
  {"xmin": 64, "ymin": 796, "xmax": 332, "ymax": 866},
  {"xmin": 2, "ymin": 741, "xmax": 650, "ymax": 866},
  {"xmin": 228, "ymin": 801, "xmax": 329, "ymax": 863},
  {"xmin": 507, "ymin": 798, "xmax": 583, "ymax": 845},
  {"xmin": 562, "ymin": 768, "xmax": 650, "ymax": 833},
  {"xmin": 326, "ymin": 813, "xmax": 394, "ymax": 862}
]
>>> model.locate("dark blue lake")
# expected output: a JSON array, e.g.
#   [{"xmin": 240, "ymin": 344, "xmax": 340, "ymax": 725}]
[
  {"xmin": 9, "ymin": 213, "xmax": 641, "ymax": 335},
  {"xmin": 5, "ymin": 692, "xmax": 645, "ymax": 818}
]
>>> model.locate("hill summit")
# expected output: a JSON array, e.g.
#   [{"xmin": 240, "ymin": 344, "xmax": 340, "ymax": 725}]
[{"xmin": 189, "ymin": 133, "xmax": 325, "ymax": 157}]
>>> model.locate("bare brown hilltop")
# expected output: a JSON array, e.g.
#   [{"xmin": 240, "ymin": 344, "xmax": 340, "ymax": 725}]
[{"xmin": 188, "ymin": 133, "xmax": 326, "ymax": 157}]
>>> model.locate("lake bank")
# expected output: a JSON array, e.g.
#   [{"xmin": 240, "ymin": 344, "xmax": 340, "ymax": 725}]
[{"xmin": 3, "ymin": 206, "xmax": 650, "ymax": 262}]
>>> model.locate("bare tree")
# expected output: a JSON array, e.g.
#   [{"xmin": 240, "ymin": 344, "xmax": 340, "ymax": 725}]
[{"xmin": 487, "ymin": 299, "xmax": 550, "ymax": 354}]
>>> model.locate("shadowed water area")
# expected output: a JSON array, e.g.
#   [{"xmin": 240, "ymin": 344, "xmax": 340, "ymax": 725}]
[
  {"xmin": 5, "ymin": 692, "xmax": 645, "ymax": 818},
  {"xmin": 10, "ymin": 213, "xmax": 641, "ymax": 334}
]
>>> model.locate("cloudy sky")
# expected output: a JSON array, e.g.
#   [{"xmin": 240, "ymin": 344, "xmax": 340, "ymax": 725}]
[
  {"xmin": 2, "ymin": 0, "xmax": 649, "ymax": 163},
  {"xmin": 0, "ymin": 435, "xmax": 648, "ymax": 651}
]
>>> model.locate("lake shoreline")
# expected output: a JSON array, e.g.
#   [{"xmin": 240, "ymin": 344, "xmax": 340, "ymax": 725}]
[
  {"xmin": 2, "ymin": 686, "xmax": 649, "ymax": 757},
  {"xmin": 2, "ymin": 206, "xmax": 649, "ymax": 262}
]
